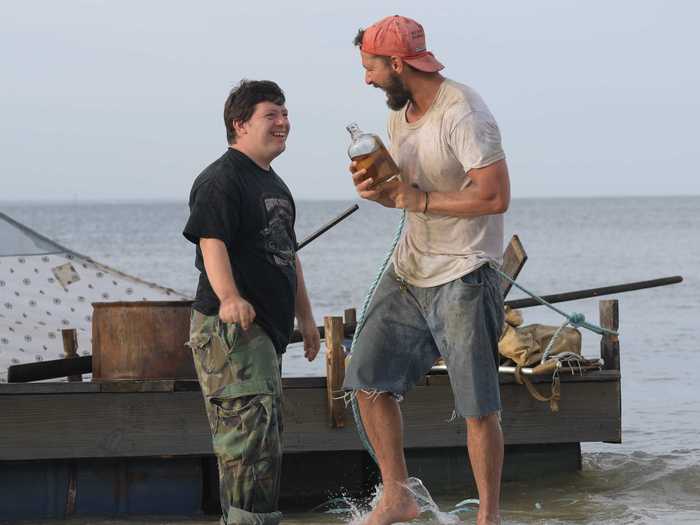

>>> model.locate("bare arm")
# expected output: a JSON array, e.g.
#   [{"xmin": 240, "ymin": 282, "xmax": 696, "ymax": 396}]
[
  {"xmin": 199, "ymin": 237, "xmax": 256, "ymax": 330},
  {"xmin": 295, "ymin": 254, "xmax": 320, "ymax": 362},
  {"xmin": 351, "ymin": 158, "xmax": 510, "ymax": 218}
]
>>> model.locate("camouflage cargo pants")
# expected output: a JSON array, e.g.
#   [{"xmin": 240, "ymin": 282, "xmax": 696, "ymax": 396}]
[{"xmin": 188, "ymin": 309, "xmax": 283, "ymax": 525}]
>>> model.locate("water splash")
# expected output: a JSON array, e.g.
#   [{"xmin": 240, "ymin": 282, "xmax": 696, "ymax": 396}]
[
  {"xmin": 401, "ymin": 477, "xmax": 465, "ymax": 524},
  {"xmin": 316, "ymin": 477, "xmax": 477, "ymax": 524}
]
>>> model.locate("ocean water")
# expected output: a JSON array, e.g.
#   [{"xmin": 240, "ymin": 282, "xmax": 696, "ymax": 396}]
[{"xmin": 1, "ymin": 196, "xmax": 699, "ymax": 524}]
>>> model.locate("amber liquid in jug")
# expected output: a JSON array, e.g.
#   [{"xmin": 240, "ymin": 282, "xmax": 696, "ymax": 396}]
[{"xmin": 346, "ymin": 122, "xmax": 399, "ymax": 189}]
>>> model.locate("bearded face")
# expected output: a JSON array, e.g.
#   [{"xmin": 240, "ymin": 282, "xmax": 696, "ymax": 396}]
[{"xmin": 375, "ymin": 71, "xmax": 412, "ymax": 111}]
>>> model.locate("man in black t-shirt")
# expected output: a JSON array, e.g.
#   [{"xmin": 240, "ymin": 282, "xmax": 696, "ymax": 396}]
[{"xmin": 183, "ymin": 80, "xmax": 319, "ymax": 525}]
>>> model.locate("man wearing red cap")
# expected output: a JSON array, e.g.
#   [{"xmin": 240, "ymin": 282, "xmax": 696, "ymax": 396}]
[{"xmin": 343, "ymin": 15, "xmax": 510, "ymax": 525}]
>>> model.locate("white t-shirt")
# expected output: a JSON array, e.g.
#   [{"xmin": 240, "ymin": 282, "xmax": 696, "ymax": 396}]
[{"xmin": 388, "ymin": 78, "xmax": 506, "ymax": 287}]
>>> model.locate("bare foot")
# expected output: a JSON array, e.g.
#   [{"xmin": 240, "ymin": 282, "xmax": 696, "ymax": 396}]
[
  {"xmin": 476, "ymin": 512, "xmax": 500, "ymax": 525},
  {"xmin": 362, "ymin": 487, "xmax": 420, "ymax": 525}
]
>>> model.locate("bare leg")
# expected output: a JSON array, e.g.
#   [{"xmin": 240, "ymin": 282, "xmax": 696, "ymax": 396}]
[
  {"xmin": 357, "ymin": 391, "xmax": 420, "ymax": 525},
  {"xmin": 466, "ymin": 412, "xmax": 503, "ymax": 525}
]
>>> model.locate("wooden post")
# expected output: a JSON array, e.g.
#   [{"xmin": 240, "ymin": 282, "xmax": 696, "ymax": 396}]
[
  {"xmin": 500, "ymin": 235, "xmax": 528, "ymax": 298},
  {"xmin": 324, "ymin": 316, "xmax": 346, "ymax": 428},
  {"xmin": 61, "ymin": 329, "xmax": 82, "ymax": 382},
  {"xmin": 599, "ymin": 300, "xmax": 620, "ymax": 371},
  {"xmin": 344, "ymin": 308, "xmax": 357, "ymax": 337}
]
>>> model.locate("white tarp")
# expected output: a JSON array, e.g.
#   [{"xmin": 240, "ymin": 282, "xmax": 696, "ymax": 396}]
[{"xmin": 0, "ymin": 212, "xmax": 189, "ymax": 382}]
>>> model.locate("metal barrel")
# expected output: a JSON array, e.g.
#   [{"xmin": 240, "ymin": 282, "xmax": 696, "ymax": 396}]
[{"xmin": 92, "ymin": 300, "xmax": 195, "ymax": 381}]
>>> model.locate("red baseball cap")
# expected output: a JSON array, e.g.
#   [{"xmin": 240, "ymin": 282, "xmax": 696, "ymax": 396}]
[{"xmin": 361, "ymin": 15, "xmax": 444, "ymax": 73}]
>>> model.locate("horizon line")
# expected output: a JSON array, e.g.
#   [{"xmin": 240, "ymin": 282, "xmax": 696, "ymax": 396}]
[{"xmin": 1, "ymin": 193, "xmax": 698, "ymax": 205}]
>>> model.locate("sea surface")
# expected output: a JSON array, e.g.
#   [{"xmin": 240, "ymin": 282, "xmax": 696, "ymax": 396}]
[{"xmin": 1, "ymin": 196, "xmax": 699, "ymax": 524}]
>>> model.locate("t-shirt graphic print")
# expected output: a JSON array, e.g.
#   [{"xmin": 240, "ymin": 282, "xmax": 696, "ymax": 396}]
[{"xmin": 259, "ymin": 195, "xmax": 295, "ymax": 268}]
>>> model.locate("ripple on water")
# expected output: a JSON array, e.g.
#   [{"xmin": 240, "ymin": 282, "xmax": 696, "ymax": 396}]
[{"xmin": 282, "ymin": 452, "xmax": 700, "ymax": 524}]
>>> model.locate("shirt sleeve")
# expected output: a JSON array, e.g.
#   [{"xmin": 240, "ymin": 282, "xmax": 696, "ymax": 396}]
[
  {"xmin": 182, "ymin": 179, "xmax": 241, "ymax": 246},
  {"xmin": 448, "ymin": 110, "xmax": 506, "ymax": 173}
]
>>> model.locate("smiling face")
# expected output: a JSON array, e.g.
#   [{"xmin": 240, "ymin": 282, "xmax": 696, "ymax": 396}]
[
  {"xmin": 361, "ymin": 51, "xmax": 412, "ymax": 110},
  {"xmin": 233, "ymin": 101, "xmax": 290, "ymax": 168}
]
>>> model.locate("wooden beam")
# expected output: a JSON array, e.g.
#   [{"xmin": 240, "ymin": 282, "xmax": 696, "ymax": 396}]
[
  {"xmin": 61, "ymin": 329, "xmax": 82, "ymax": 382},
  {"xmin": 500, "ymin": 234, "xmax": 527, "ymax": 298},
  {"xmin": 343, "ymin": 308, "xmax": 357, "ymax": 329},
  {"xmin": 7, "ymin": 356, "xmax": 93, "ymax": 383},
  {"xmin": 324, "ymin": 316, "xmax": 346, "ymax": 428},
  {"xmin": 599, "ymin": 300, "xmax": 620, "ymax": 371}
]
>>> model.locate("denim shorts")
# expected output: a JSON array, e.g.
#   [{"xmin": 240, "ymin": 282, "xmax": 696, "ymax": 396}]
[{"xmin": 343, "ymin": 263, "xmax": 504, "ymax": 419}]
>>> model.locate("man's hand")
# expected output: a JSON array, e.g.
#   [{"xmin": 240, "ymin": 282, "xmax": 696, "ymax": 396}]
[
  {"xmin": 350, "ymin": 161, "xmax": 424, "ymax": 211},
  {"xmin": 299, "ymin": 318, "xmax": 320, "ymax": 362},
  {"xmin": 218, "ymin": 295, "xmax": 256, "ymax": 330}
]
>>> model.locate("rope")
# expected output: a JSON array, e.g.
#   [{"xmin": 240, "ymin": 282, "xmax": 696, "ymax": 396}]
[
  {"xmin": 489, "ymin": 263, "xmax": 618, "ymax": 364},
  {"xmin": 349, "ymin": 210, "xmax": 406, "ymax": 463},
  {"xmin": 489, "ymin": 263, "xmax": 618, "ymax": 340},
  {"xmin": 540, "ymin": 318, "xmax": 570, "ymax": 364},
  {"xmin": 515, "ymin": 363, "xmax": 561, "ymax": 412}
]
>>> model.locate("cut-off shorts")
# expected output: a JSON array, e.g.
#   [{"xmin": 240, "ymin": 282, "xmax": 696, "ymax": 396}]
[{"xmin": 343, "ymin": 263, "xmax": 505, "ymax": 419}]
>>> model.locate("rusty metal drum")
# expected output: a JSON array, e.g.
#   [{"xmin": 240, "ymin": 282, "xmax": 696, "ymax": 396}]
[{"xmin": 92, "ymin": 301, "xmax": 195, "ymax": 380}]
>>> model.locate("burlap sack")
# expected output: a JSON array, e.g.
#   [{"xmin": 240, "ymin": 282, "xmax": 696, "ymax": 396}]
[{"xmin": 499, "ymin": 314, "xmax": 582, "ymax": 367}]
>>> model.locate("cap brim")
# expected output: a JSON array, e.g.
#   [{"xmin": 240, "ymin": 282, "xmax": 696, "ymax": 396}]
[{"xmin": 404, "ymin": 52, "xmax": 444, "ymax": 73}]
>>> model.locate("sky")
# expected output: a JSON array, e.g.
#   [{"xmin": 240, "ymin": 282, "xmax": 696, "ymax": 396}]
[{"xmin": 1, "ymin": 0, "xmax": 698, "ymax": 201}]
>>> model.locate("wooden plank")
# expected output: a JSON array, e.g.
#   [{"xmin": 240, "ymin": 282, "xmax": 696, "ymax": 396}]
[
  {"xmin": 500, "ymin": 234, "xmax": 527, "ymax": 298},
  {"xmin": 282, "ymin": 377, "xmax": 326, "ymax": 389},
  {"xmin": 501, "ymin": 381, "xmax": 621, "ymax": 444},
  {"xmin": 0, "ymin": 369, "xmax": 618, "ymax": 395},
  {"xmin": 174, "ymin": 379, "xmax": 204, "ymax": 391},
  {"xmin": 98, "ymin": 380, "xmax": 177, "ymax": 393},
  {"xmin": 0, "ymin": 382, "xmax": 100, "ymax": 395},
  {"xmin": 428, "ymin": 369, "xmax": 620, "ymax": 385},
  {"xmin": 0, "ymin": 392, "xmax": 212, "ymax": 460},
  {"xmin": 404, "ymin": 382, "xmax": 619, "ymax": 447},
  {"xmin": 0, "ymin": 377, "xmax": 329, "ymax": 394},
  {"xmin": 499, "ymin": 369, "xmax": 621, "ymax": 384},
  {"xmin": 324, "ymin": 316, "xmax": 346, "ymax": 428},
  {"xmin": 600, "ymin": 300, "xmax": 621, "ymax": 371},
  {"xmin": 0, "ymin": 378, "xmax": 620, "ymax": 460}
]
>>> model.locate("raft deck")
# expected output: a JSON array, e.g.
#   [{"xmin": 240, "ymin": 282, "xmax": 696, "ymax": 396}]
[
  {"xmin": 0, "ymin": 370, "xmax": 620, "ymax": 519},
  {"xmin": 0, "ymin": 299, "xmax": 621, "ymax": 519}
]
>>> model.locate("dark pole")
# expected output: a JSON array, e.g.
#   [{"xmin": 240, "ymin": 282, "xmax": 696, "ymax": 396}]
[
  {"xmin": 505, "ymin": 275, "xmax": 683, "ymax": 309},
  {"xmin": 296, "ymin": 204, "xmax": 359, "ymax": 251}
]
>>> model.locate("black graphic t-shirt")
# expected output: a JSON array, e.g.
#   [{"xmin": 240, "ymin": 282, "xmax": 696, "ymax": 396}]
[{"xmin": 183, "ymin": 148, "xmax": 297, "ymax": 353}]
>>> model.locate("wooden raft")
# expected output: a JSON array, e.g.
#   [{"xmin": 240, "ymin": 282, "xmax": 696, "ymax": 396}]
[
  {"xmin": 0, "ymin": 233, "xmax": 622, "ymax": 460},
  {"xmin": 0, "ymin": 296, "xmax": 621, "ymax": 462}
]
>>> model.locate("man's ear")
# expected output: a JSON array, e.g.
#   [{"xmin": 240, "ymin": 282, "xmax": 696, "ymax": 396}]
[
  {"xmin": 390, "ymin": 56, "xmax": 404, "ymax": 74},
  {"xmin": 233, "ymin": 119, "xmax": 247, "ymax": 136}
]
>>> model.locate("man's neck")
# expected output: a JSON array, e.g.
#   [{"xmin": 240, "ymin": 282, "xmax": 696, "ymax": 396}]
[
  {"xmin": 230, "ymin": 144, "xmax": 271, "ymax": 171},
  {"xmin": 405, "ymin": 73, "xmax": 445, "ymax": 122}
]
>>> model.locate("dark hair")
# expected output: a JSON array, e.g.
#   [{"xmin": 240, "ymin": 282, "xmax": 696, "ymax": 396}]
[
  {"xmin": 224, "ymin": 80, "xmax": 285, "ymax": 144},
  {"xmin": 353, "ymin": 29, "xmax": 364, "ymax": 47}
]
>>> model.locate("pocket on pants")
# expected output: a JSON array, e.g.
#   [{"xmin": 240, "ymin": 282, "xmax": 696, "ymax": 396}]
[
  {"xmin": 460, "ymin": 267, "xmax": 485, "ymax": 287},
  {"xmin": 187, "ymin": 331, "xmax": 223, "ymax": 373},
  {"xmin": 218, "ymin": 320, "xmax": 240, "ymax": 351},
  {"xmin": 189, "ymin": 330, "xmax": 232, "ymax": 375},
  {"xmin": 188, "ymin": 320, "xmax": 241, "ymax": 375},
  {"xmin": 211, "ymin": 380, "xmax": 281, "ymax": 462}
]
